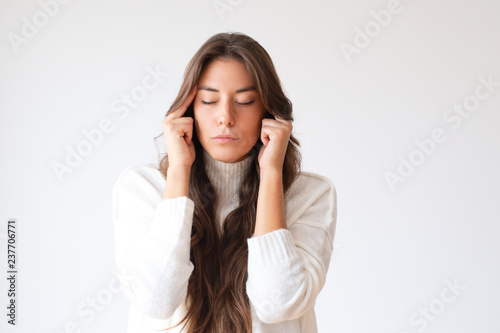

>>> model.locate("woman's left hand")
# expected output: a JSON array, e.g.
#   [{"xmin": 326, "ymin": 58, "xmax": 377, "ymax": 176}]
[{"xmin": 258, "ymin": 116, "xmax": 293, "ymax": 171}]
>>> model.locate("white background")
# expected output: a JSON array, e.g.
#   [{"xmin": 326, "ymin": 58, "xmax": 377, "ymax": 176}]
[{"xmin": 1, "ymin": 0, "xmax": 499, "ymax": 332}]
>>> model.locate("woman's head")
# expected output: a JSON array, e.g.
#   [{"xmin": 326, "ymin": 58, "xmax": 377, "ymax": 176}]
[
  {"xmin": 165, "ymin": 31, "xmax": 294, "ymax": 163},
  {"xmin": 156, "ymin": 32, "xmax": 301, "ymax": 333}
]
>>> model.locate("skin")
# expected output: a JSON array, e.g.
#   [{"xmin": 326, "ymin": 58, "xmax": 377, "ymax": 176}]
[{"xmin": 163, "ymin": 57, "xmax": 293, "ymax": 236}]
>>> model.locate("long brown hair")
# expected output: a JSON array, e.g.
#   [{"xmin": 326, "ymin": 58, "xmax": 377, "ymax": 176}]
[{"xmin": 153, "ymin": 32, "xmax": 301, "ymax": 332}]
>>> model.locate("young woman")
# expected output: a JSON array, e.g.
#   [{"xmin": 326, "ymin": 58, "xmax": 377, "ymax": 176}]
[{"xmin": 112, "ymin": 32, "xmax": 337, "ymax": 333}]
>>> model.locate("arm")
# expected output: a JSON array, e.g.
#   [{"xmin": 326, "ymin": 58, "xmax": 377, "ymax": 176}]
[
  {"xmin": 254, "ymin": 168, "xmax": 287, "ymax": 236},
  {"xmin": 112, "ymin": 165, "xmax": 194, "ymax": 319},
  {"xmin": 246, "ymin": 174, "xmax": 338, "ymax": 324}
]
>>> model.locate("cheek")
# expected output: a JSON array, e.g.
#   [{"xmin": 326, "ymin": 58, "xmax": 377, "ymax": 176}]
[
  {"xmin": 193, "ymin": 110, "xmax": 208, "ymax": 131},
  {"xmin": 242, "ymin": 115, "xmax": 263, "ymax": 138}
]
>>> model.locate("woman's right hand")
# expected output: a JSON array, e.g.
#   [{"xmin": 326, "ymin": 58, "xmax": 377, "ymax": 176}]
[{"xmin": 162, "ymin": 84, "xmax": 198, "ymax": 169}]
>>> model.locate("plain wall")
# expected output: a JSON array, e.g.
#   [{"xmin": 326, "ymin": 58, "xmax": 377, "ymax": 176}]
[{"xmin": 1, "ymin": 0, "xmax": 499, "ymax": 332}]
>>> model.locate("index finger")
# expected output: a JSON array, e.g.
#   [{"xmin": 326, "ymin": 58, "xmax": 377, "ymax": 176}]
[{"xmin": 167, "ymin": 84, "xmax": 198, "ymax": 119}]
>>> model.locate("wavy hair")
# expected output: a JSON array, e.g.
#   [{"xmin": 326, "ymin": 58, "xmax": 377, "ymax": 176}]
[{"xmin": 153, "ymin": 32, "xmax": 301, "ymax": 332}]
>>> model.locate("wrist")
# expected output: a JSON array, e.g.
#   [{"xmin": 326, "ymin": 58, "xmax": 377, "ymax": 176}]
[
  {"xmin": 259, "ymin": 167, "xmax": 282, "ymax": 180},
  {"xmin": 167, "ymin": 165, "xmax": 191, "ymax": 176},
  {"xmin": 164, "ymin": 166, "xmax": 191, "ymax": 199}
]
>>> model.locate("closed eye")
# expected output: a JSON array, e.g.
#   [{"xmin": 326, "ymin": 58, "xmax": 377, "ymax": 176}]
[
  {"xmin": 237, "ymin": 100, "xmax": 255, "ymax": 105},
  {"xmin": 201, "ymin": 100, "xmax": 255, "ymax": 105}
]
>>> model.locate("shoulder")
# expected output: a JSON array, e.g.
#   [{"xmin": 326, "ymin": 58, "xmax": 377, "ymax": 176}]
[
  {"xmin": 298, "ymin": 170, "xmax": 336, "ymax": 192},
  {"xmin": 284, "ymin": 170, "xmax": 337, "ymax": 233},
  {"xmin": 113, "ymin": 163, "xmax": 165, "ymax": 192},
  {"xmin": 112, "ymin": 163, "xmax": 165, "ymax": 220},
  {"xmin": 287, "ymin": 170, "xmax": 337, "ymax": 206}
]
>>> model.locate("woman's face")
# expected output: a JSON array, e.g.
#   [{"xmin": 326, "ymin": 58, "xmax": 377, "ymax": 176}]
[{"xmin": 194, "ymin": 58, "xmax": 267, "ymax": 163}]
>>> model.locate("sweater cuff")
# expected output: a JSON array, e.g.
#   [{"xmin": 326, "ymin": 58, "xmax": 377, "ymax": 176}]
[
  {"xmin": 247, "ymin": 228, "xmax": 299, "ymax": 268},
  {"xmin": 147, "ymin": 196, "xmax": 194, "ymax": 243}
]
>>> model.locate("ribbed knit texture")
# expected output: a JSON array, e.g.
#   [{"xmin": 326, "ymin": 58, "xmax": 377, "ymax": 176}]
[{"xmin": 202, "ymin": 149, "xmax": 253, "ymax": 231}]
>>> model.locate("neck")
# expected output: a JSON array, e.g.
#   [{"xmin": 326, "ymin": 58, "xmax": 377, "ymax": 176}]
[{"xmin": 202, "ymin": 149, "xmax": 254, "ymax": 227}]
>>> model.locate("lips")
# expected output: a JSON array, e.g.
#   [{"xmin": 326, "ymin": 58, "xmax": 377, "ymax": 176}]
[{"xmin": 212, "ymin": 135, "xmax": 237, "ymax": 140}]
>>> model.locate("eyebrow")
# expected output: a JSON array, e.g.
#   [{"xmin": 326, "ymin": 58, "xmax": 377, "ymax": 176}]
[{"xmin": 197, "ymin": 85, "xmax": 256, "ymax": 93}]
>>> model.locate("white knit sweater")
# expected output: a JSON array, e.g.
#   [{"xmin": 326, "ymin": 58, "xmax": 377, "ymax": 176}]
[{"xmin": 112, "ymin": 149, "xmax": 337, "ymax": 332}]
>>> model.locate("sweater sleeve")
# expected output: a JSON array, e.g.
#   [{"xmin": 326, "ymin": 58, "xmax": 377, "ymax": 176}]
[
  {"xmin": 246, "ymin": 174, "xmax": 337, "ymax": 324},
  {"xmin": 111, "ymin": 165, "xmax": 195, "ymax": 320}
]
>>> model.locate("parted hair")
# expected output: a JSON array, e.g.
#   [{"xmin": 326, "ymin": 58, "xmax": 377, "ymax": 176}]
[{"xmin": 153, "ymin": 32, "xmax": 301, "ymax": 332}]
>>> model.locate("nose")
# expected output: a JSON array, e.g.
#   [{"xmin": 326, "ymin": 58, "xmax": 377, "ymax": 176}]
[{"xmin": 217, "ymin": 99, "xmax": 235, "ymax": 126}]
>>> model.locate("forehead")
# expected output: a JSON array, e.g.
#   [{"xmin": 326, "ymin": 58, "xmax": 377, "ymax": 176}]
[{"xmin": 198, "ymin": 58, "xmax": 255, "ymax": 91}]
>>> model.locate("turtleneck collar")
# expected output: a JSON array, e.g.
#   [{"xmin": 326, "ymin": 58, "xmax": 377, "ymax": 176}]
[{"xmin": 202, "ymin": 148, "xmax": 254, "ymax": 205}]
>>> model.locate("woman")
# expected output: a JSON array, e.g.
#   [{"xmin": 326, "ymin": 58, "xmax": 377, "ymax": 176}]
[{"xmin": 112, "ymin": 32, "xmax": 337, "ymax": 333}]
